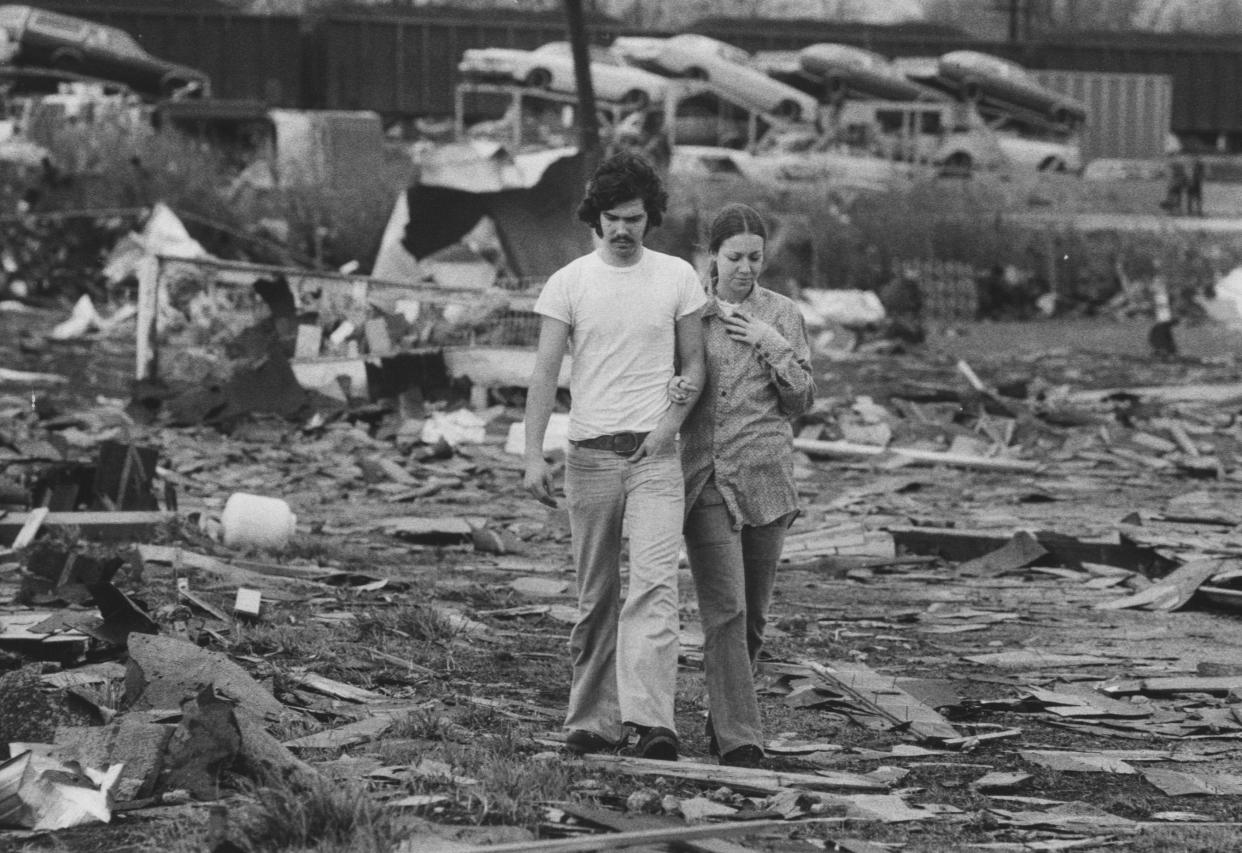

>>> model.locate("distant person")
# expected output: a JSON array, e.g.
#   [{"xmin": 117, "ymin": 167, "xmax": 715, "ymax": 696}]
[
  {"xmin": 1186, "ymin": 156, "xmax": 1205, "ymax": 216},
  {"xmin": 523, "ymin": 151, "xmax": 706, "ymax": 761},
  {"xmin": 1162, "ymin": 159, "xmax": 1187, "ymax": 215}
]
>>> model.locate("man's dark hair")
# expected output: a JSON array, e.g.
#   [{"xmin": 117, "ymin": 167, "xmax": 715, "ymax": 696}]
[{"xmin": 576, "ymin": 151, "xmax": 668, "ymax": 236}]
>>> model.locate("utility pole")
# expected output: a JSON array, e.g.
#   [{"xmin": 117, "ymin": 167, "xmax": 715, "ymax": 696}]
[{"xmin": 562, "ymin": 0, "xmax": 602, "ymax": 169}]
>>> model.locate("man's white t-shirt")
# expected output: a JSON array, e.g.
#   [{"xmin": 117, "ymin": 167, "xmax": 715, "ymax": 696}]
[{"xmin": 534, "ymin": 247, "xmax": 706, "ymax": 441}]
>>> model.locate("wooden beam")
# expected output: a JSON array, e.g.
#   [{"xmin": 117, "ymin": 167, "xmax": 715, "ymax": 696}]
[
  {"xmin": 451, "ymin": 817, "xmax": 837, "ymax": 853},
  {"xmin": 581, "ymin": 754, "xmax": 888, "ymax": 794},
  {"xmin": 0, "ymin": 511, "xmax": 173, "ymax": 545},
  {"xmin": 792, "ymin": 438, "xmax": 1040, "ymax": 473}
]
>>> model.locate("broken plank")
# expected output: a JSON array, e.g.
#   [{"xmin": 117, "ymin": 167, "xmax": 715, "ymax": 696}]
[
  {"xmin": 556, "ymin": 802, "xmax": 753, "ymax": 853},
  {"xmin": 10, "ymin": 507, "xmax": 49, "ymax": 550},
  {"xmin": 449, "ymin": 818, "xmax": 833, "ymax": 853},
  {"xmin": 887, "ymin": 526, "xmax": 1175, "ymax": 574},
  {"xmin": 803, "ymin": 660, "xmax": 960, "ymax": 742},
  {"xmin": 1095, "ymin": 558, "xmax": 1230, "ymax": 612},
  {"xmin": 581, "ymin": 754, "xmax": 888, "ymax": 794},
  {"xmin": 0, "ymin": 511, "xmax": 173, "ymax": 545},
  {"xmin": 1066, "ymin": 383, "xmax": 1242, "ymax": 405},
  {"xmin": 289, "ymin": 672, "xmax": 385, "ymax": 703},
  {"xmin": 283, "ymin": 714, "xmax": 396, "ymax": 750},
  {"xmin": 1131, "ymin": 676, "xmax": 1242, "ymax": 696},
  {"xmin": 792, "ymin": 438, "xmax": 1039, "ymax": 473}
]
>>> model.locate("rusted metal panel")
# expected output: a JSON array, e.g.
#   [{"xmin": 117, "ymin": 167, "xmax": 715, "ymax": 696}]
[
  {"xmin": 44, "ymin": 6, "xmax": 304, "ymax": 105},
  {"xmin": 1035, "ymin": 70, "xmax": 1171, "ymax": 161}
]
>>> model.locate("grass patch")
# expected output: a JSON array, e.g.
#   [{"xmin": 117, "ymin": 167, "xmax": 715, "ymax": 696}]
[
  {"xmin": 354, "ymin": 603, "xmax": 461, "ymax": 644},
  {"xmin": 234, "ymin": 777, "xmax": 397, "ymax": 853},
  {"xmin": 400, "ymin": 731, "xmax": 579, "ymax": 829}
]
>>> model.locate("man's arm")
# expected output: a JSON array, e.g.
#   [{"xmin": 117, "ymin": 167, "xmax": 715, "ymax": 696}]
[
  {"xmin": 523, "ymin": 315, "xmax": 570, "ymax": 506},
  {"xmin": 630, "ymin": 308, "xmax": 705, "ymax": 461}
]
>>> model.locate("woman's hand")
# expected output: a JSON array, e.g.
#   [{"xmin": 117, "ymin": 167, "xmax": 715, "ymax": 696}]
[
  {"xmin": 667, "ymin": 374, "xmax": 699, "ymax": 405},
  {"xmin": 722, "ymin": 311, "xmax": 779, "ymax": 348}
]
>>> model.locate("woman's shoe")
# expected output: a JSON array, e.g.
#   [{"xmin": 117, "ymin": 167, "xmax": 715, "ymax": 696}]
[
  {"xmin": 720, "ymin": 744, "xmax": 765, "ymax": 768},
  {"xmin": 565, "ymin": 729, "xmax": 622, "ymax": 755}
]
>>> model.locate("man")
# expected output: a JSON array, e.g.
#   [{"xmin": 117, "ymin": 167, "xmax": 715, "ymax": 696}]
[{"xmin": 523, "ymin": 152, "xmax": 706, "ymax": 761}]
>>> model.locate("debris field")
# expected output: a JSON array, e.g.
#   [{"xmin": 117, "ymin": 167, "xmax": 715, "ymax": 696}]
[{"xmin": 5, "ymin": 288, "xmax": 1242, "ymax": 853}]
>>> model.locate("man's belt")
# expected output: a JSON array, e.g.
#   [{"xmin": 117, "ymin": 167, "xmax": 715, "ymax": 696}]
[{"xmin": 569, "ymin": 431, "xmax": 650, "ymax": 454}]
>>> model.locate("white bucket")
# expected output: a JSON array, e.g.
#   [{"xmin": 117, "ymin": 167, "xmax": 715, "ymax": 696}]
[{"xmin": 221, "ymin": 493, "xmax": 297, "ymax": 552}]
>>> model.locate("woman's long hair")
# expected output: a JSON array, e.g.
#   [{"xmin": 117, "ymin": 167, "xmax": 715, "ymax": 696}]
[{"xmin": 706, "ymin": 203, "xmax": 767, "ymax": 292}]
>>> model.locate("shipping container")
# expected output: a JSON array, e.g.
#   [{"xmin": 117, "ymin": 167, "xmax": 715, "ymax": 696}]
[
  {"xmin": 1034, "ymin": 70, "xmax": 1171, "ymax": 162},
  {"xmin": 45, "ymin": 6, "xmax": 304, "ymax": 105}
]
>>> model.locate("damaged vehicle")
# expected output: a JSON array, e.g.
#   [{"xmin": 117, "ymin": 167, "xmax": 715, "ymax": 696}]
[
  {"xmin": 621, "ymin": 34, "xmax": 819, "ymax": 123},
  {"xmin": 938, "ymin": 50, "xmax": 1085, "ymax": 128},
  {"xmin": 798, "ymin": 43, "xmax": 940, "ymax": 103},
  {"xmin": 458, "ymin": 41, "xmax": 668, "ymax": 109},
  {"xmin": 0, "ymin": 4, "xmax": 208, "ymax": 99}
]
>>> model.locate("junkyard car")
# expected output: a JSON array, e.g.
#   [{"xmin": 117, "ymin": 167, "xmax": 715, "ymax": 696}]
[
  {"xmin": 937, "ymin": 50, "xmax": 1085, "ymax": 126},
  {"xmin": 629, "ymin": 34, "xmax": 818, "ymax": 123},
  {"xmin": 799, "ymin": 43, "xmax": 939, "ymax": 103},
  {"xmin": 0, "ymin": 4, "xmax": 208, "ymax": 98},
  {"xmin": 458, "ymin": 41, "xmax": 668, "ymax": 109}
]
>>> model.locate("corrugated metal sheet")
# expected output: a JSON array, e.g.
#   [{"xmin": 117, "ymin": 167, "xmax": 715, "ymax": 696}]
[{"xmin": 1035, "ymin": 70, "xmax": 1171, "ymax": 161}]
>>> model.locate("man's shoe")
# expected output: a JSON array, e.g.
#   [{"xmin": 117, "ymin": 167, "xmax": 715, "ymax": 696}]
[
  {"xmin": 635, "ymin": 726, "xmax": 679, "ymax": 761},
  {"xmin": 720, "ymin": 744, "xmax": 765, "ymax": 768},
  {"xmin": 565, "ymin": 729, "xmax": 620, "ymax": 755}
]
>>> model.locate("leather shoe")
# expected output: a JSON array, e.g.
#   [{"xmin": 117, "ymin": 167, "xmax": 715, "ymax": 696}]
[
  {"xmin": 565, "ymin": 729, "xmax": 621, "ymax": 755},
  {"xmin": 720, "ymin": 744, "xmax": 765, "ymax": 768},
  {"xmin": 635, "ymin": 726, "xmax": 679, "ymax": 761}
]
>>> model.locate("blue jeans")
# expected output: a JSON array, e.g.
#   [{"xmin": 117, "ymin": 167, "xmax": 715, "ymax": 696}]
[
  {"xmin": 685, "ymin": 480, "xmax": 792, "ymax": 754},
  {"xmin": 563, "ymin": 444, "xmax": 684, "ymax": 741}
]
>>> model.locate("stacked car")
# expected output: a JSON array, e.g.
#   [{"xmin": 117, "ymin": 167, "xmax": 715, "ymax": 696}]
[
  {"xmin": 0, "ymin": 4, "xmax": 209, "ymax": 98},
  {"xmin": 456, "ymin": 33, "xmax": 1085, "ymax": 175}
]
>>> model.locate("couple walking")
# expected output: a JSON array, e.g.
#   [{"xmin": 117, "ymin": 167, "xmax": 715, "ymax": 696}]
[{"xmin": 523, "ymin": 151, "xmax": 816, "ymax": 767}]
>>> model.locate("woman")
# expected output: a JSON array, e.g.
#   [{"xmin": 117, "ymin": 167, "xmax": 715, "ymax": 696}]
[{"xmin": 671, "ymin": 203, "xmax": 815, "ymax": 768}]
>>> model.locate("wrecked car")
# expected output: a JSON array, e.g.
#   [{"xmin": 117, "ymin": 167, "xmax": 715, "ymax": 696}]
[
  {"xmin": 0, "ymin": 4, "xmax": 209, "ymax": 99},
  {"xmin": 937, "ymin": 50, "xmax": 1085, "ymax": 127},
  {"xmin": 458, "ymin": 41, "xmax": 668, "ymax": 109},
  {"xmin": 629, "ymin": 34, "xmax": 819, "ymax": 124},
  {"xmin": 798, "ymin": 43, "xmax": 941, "ymax": 103}
]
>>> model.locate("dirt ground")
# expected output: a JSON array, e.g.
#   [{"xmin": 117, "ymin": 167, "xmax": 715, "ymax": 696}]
[{"xmin": 5, "ymin": 306, "xmax": 1242, "ymax": 852}]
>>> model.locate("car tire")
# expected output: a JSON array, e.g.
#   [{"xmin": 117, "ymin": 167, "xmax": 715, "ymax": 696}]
[
  {"xmin": 685, "ymin": 66, "xmax": 708, "ymax": 81},
  {"xmin": 1052, "ymin": 108, "xmax": 1076, "ymax": 129},
  {"xmin": 826, "ymin": 76, "xmax": 847, "ymax": 105},
  {"xmin": 621, "ymin": 89, "xmax": 650, "ymax": 110},
  {"xmin": 962, "ymin": 79, "xmax": 982, "ymax": 102},
  {"xmin": 774, "ymin": 100, "xmax": 801, "ymax": 121},
  {"xmin": 51, "ymin": 51, "xmax": 82, "ymax": 74},
  {"xmin": 525, "ymin": 67, "xmax": 552, "ymax": 89},
  {"xmin": 942, "ymin": 151, "xmax": 973, "ymax": 177},
  {"xmin": 1039, "ymin": 156, "xmax": 1067, "ymax": 173},
  {"xmin": 162, "ymin": 77, "xmax": 193, "ymax": 98}
]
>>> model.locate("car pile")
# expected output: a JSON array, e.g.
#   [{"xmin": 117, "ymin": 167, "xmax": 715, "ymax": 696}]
[{"xmin": 456, "ymin": 33, "xmax": 1086, "ymax": 176}]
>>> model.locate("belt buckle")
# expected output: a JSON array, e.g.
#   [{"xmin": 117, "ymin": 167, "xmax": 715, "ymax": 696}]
[{"xmin": 611, "ymin": 432, "xmax": 640, "ymax": 454}]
